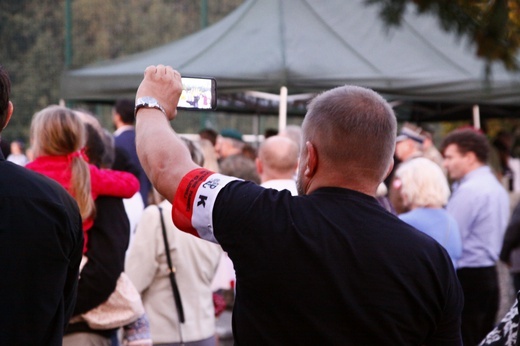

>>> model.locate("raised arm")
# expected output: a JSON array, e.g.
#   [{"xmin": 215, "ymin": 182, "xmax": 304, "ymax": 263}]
[{"xmin": 135, "ymin": 65, "xmax": 199, "ymax": 201}]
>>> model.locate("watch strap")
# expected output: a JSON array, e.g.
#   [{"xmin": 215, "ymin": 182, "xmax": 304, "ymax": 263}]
[{"xmin": 135, "ymin": 97, "xmax": 167, "ymax": 117}]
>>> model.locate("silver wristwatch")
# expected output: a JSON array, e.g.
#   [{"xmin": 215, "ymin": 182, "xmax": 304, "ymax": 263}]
[{"xmin": 134, "ymin": 96, "xmax": 167, "ymax": 116}]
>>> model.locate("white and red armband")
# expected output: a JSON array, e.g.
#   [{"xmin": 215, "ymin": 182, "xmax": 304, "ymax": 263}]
[{"xmin": 172, "ymin": 168, "xmax": 239, "ymax": 243}]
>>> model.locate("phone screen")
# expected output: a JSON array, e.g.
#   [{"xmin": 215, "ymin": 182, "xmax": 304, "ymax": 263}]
[{"xmin": 178, "ymin": 77, "xmax": 217, "ymax": 110}]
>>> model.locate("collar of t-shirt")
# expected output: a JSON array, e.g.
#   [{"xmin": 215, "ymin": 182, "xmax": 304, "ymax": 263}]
[{"xmin": 113, "ymin": 125, "xmax": 135, "ymax": 137}]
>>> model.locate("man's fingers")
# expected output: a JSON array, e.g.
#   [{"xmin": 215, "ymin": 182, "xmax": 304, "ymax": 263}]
[
  {"xmin": 165, "ymin": 66, "xmax": 176, "ymax": 80},
  {"xmin": 144, "ymin": 65, "xmax": 180, "ymax": 82},
  {"xmin": 144, "ymin": 65, "xmax": 157, "ymax": 76},
  {"xmin": 155, "ymin": 64, "xmax": 165, "ymax": 77}
]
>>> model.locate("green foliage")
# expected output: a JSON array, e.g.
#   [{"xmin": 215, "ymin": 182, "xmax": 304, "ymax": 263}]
[
  {"xmin": 0, "ymin": 0, "xmax": 244, "ymax": 142},
  {"xmin": 0, "ymin": 0, "xmax": 67, "ymax": 140},
  {"xmin": 366, "ymin": 0, "xmax": 520, "ymax": 70},
  {"xmin": 1, "ymin": 0, "xmax": 518, "ymax": 142}
]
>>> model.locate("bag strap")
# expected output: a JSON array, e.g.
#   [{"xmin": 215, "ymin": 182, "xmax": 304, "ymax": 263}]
[{"xmin": 158, "ymin": 206, "xmax": 185, "ymax": 324}]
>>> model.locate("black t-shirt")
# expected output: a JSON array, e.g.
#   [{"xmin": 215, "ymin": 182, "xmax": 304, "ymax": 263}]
[
  {"xmin": 0, "ymin": 154, "xmax": 83, "ymax": 345},
  {"xmin": 172, "ymin": 169, "xmax": 463, "ymax": 345}
]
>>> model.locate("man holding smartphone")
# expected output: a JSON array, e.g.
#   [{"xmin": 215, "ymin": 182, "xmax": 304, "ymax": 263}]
[{"xmin": 134, "ymin": 65, "xmax": 463, "ymax": 345}]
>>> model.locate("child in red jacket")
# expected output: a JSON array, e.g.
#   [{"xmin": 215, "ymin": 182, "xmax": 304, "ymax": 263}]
[{"xmin": 26, "ymin": 105, "xmax": 140, "ymax": 253}]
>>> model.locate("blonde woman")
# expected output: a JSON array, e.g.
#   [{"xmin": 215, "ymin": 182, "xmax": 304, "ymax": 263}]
[{"xmin": 395, "ymin": 157, "xmax": 462, "ymax": 268}]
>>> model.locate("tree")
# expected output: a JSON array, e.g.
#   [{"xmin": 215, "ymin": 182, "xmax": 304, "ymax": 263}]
[
  {"xmin": 0, "ymin": 0, "xmax": 244, "ymax": 142},
  {"xmin": 366, "ymin": 0, "xmax": 520, "ymax": 70}
]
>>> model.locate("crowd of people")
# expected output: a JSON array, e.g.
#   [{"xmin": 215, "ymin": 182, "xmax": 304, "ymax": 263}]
[{"xmin": 2, "ymin": 62, "xmax": 520, "ymax": 345}]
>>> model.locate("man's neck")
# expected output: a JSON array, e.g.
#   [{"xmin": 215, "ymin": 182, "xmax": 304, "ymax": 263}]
[
  {"xmin": 463, "ymin": 162, "xmax": 486, "ymax": 178},
  {"xmin": 305, "ymin": 171, "xmax": 378, "ymax": 197},
  {"xmin": 114, "ymin": 124, "xmax": 134, "ymax": 136}
]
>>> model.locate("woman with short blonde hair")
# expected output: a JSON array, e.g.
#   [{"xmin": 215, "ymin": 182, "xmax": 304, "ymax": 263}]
[
  {"xmin": 395, "ymin": 157, "xmax": 462, "ymax": 268},
  {"xmin": 396, "ymin": 157, "xmax": 450, "ymax": 209}
]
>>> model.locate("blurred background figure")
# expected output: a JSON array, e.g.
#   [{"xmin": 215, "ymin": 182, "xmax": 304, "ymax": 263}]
[
  {"xmin": 395, "ymin": 157, "xmax": 462, "ymax": 268},
  {"xmin": 240, "ymin": 143, "xmax": 257, "ymax": 162},
  {"xmin": 394, "ymin": 123, "xmax": 425, "ymax": 163},
  {"xmin": 215, "ymin": 129, "xmax": 244, "ymax": 160},
  {"xmin": 6, "ymin": 139, "xmax": 28, "ymax": 166},
  {"xmin": 76, "ymin": 109, "xmax": 144, "ymax": 249},
  {"xmin": 212, "ymin": 138, "xmax": 269, "ymax": 344},
  {"xmin": 263, "ymin": 128, "xmax": 278, "ymax": 139},
  {"xmin": 501, "ymin": 200, "xmax": 520, "ymax": 294},
  {"xmin": 113, "ymin": 98, "xmax": 152, "ymax": 206},
  {"xmin": 198, "ymin": 128, "xmax": 218, "ymax": 147},
  {"xmin": 64, "ymin": 109, "xmax": 147, "ymax": 346},
  {"xmin": 375, "ymin": 182, "xmax": 395, "ymax": 214},
  {"xmin": 419, "ymin": 125, "xmax": 445, "ymax": 171},
  {"xmin": 197, "ymin": 128, "xmax": 220, "ymax": 172},
  {"xmin": 491, "ymin": 129, "xmax": 520, "ymax": 193},
  {"xmin": 389, "ymin": 123, "xmax": 426, "ymax": 214},
  {"xmin": 255, "ymin": 135, "xmax": 298, "ymax": 195},
  {"xmin": 198, "ymin": 138, "xmax": 220, "ymax": 173},
  {"xmin": 279, "ymin": 124, "xmax": 302, "ymax": 152},
  {"xmin": 27, "ymin": 105, "xmax": 139, "ymax": 253},
  {"xmin": 126, "ymin": 138, "xmax": 223, "ymax": 346},
  {"xmin": 441, "ymin": 128, "xmax": 510, "ymax": 346},
  {"xmin": 219, "ymin": 154, "xmax": 260, "ymax": 184}
]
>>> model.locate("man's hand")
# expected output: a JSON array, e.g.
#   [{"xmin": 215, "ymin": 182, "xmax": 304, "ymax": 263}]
[{"xmin": 135, "ymin": 65, "xmax": 183, "ymax": 120}]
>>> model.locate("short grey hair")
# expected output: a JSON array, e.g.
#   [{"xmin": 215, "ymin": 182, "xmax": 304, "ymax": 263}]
[{"xmin": 302, "ymin": 85, "xmax": 396, "ymax": 181}]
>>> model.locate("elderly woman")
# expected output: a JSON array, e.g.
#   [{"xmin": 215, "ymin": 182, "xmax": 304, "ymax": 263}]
[{"xmin": 394, "ymin": 157, "xmax": 462, "ymax": 268}]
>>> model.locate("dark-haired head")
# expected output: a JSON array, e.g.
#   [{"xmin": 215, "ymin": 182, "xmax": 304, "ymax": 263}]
[
  {"xmin": 440, "ymin": 128, "xmax": 489, "ymax": 164},
  {"xmin": 0, "ymin": 65, "xmax": 12, "ymax": 132},
  {"xmin": 114, "ymin": 99, "xmax": 136, "ymax": 125}
]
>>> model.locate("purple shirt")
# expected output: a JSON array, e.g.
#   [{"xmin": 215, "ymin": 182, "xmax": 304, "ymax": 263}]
[{"xmin": 447, "ymin": 166, "xmax": 509, "ymax": 268}]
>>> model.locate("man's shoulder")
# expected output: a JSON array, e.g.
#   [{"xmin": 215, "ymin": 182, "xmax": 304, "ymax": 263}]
[
  {"xmin": 0, "ymin": 162, "xmax": 82, "ymax": 247},
  {"xmin": 460, "ymin": 169, "xmax": 506, "ymax": 196},
  {"xmin": 0, "ymin": 161, "xmax": 78, "ymax": 207},
  {"xmin": 114, "ymin": 130, "xmax": 136, "ymax": 151},
  {"xmin": 260, "ymin": 179, "xmax": 298, "ymax": 195},
  {"xmin": 115, "ymin": 127, "xmax": 135, "ymax": 138}
]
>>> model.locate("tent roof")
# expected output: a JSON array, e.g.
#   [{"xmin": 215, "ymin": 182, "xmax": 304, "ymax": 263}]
[{"xmin": 61, "ymin": 0, "xmax": 520, "ymax": 107}]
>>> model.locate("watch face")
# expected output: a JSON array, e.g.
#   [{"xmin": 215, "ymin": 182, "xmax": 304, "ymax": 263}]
[
  {"xmin": 140, "ymin": 96, "xmax": 157, "ymax": 106},
  {"xmin": 135, "ymin": 96, "xmax": 166, "ymax": 116}
]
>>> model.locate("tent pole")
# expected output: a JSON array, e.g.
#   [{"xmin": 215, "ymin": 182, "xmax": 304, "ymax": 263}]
[
  {"xmin": 278, "ymin": 86, "xmax": 288, "ymax": 131},
  {"xmin": 253, "ymin": 114, "xmax": 260, "ymax": 145},
  {"xmin": 472, "ymin": 104, "xmax": 481, "ymax": 129}
]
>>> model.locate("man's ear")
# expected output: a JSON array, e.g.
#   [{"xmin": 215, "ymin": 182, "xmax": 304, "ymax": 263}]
[
  {"xmin": 112, "ymin": 111, "xmax": 121, "ymax": 122},
  {"xmin": 304, "ymin": 141, "xmax": 318, "ymax": 178},
  {"xmin": 255, "ymin": 157, "xmax": 263, "ymax": 175},
  {"xmin": 2, "ymin": 101, "xmax": 13, "ymax": 130},
  {"xmin": 465, "ymin": 151, "xmax": 478, "ymax": 165}
]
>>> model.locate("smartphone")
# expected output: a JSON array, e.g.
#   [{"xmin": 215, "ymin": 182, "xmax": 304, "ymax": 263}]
[{"xmin": 177, "ymin": 77, "xmax": 217, "ymax": 110}]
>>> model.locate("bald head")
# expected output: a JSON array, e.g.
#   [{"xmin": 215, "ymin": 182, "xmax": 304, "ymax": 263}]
[{"xmin": 256, "ymin": 135, "xmax": 299, "ymax": 182}]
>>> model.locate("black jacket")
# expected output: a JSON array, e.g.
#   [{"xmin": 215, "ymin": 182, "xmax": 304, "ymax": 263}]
[
  {"xmin": 64, "ymin": 196, "xmax": 130, "ymax": 338},
  {"xmin": 0, "ymin": 153, "xmax": 83, "ymax": 345}
]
